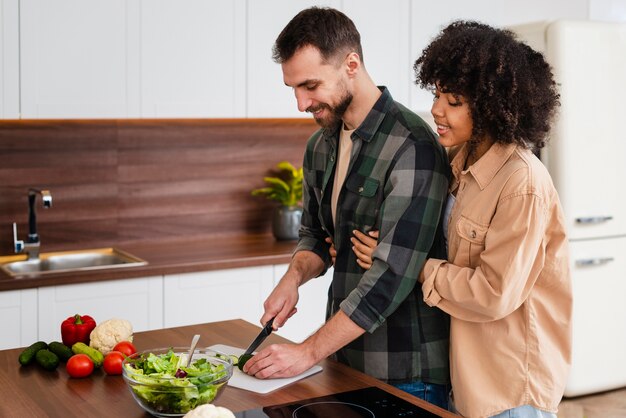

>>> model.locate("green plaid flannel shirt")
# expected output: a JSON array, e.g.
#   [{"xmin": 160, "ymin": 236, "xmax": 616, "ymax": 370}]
[{"xmin": 295, "ymin": 88, "xmax": 451, "ymax": 384}]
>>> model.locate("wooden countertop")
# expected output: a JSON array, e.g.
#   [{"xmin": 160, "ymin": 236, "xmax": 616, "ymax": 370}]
[
  {"xmin": 0, "ymin": 234, "xmax": 297, "ymax": 291},
  {"xmin": 0, "ymin": 319, "xmax": 457, "ymax": 417}
]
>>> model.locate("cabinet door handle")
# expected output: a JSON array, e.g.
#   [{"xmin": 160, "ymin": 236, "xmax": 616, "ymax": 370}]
[
  {"xmin": 575, "ymin": 257, "xmax": 615, "ymax": 267},
  {"xmin": 575, "ymin": 216, "xmax": 613, "ymax": 224}
]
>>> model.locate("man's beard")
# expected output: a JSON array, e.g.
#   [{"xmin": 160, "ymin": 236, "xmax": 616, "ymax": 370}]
[{"xmin": 307, "ymin": 91, "xmax": 353, "ymax": 130}]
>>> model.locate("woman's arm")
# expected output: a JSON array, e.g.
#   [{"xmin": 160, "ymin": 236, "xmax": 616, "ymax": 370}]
[{"xmin": 422, "ymin": 192, "xmax": 550, "ymax": 322}]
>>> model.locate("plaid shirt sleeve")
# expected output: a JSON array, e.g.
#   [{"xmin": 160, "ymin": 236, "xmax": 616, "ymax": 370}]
[
  {"xmin": 294, "ymin": 131, "xmax": 333, "ymax": 275},
  {"xmin": 340, "ymin": 139, "xmax": 449, "ymax": 333}
]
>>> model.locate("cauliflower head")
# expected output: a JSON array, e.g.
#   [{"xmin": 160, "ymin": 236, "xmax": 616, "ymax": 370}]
[
  {"xmin": 183, "ymin": 404, "xmax": 235, "ymax": 418},
  {"xmin": 89, "ymin": 318, "xmax": 133, "ymax": 355}
]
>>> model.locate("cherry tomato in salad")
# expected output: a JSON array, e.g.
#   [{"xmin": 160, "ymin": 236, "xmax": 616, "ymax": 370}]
[
  {"xmin": 112, "ymin": 341, "xmax": 137, "ymax": 357},
  {"xmin": 66, "ymin": 354, "xmax": 94, "ymax": 378},
  {"xmin": 103, "ymin": 351, "xmax": 125, "ymax": 375}
]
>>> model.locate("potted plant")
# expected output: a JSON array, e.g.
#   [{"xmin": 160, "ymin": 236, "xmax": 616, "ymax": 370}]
[{"xmin": 251, "ymin": 161, "xmax": 303, "ymax": 241}]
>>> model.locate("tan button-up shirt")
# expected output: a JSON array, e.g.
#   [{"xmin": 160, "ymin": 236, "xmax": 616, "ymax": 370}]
[{"xmin": 421, "ymin": 142, "xmax": 572, "ymax": 418}]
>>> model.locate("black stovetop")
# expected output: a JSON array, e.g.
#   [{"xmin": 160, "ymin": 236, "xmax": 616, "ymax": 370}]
[{"xmin": 234, "ymin": 386, "xmax": 441, "ymax": 417}]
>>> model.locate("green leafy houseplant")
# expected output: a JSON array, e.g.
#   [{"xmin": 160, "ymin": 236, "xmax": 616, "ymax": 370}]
[
  {"xmin": 251, "ymin": 161, "xmax": 303, "ymax": 207},
  {"xmin": 252, "ymin": 161, "xmax": 303, "ymax": 241}
]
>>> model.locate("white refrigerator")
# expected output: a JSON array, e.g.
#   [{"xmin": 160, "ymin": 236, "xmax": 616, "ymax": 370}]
[{"xmin": 510, "ymin": 20, "xmax": 626, "ymax": 397}]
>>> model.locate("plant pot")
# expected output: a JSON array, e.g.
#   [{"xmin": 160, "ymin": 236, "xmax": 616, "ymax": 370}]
[{"xmin": 272, "ymin": 205, "xmax": 302, "ymax": 241}]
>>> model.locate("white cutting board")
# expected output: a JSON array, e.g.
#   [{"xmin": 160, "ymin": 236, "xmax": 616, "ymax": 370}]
[{"xmin": 209, "ymin": 344, "xmax": 322, "ymax": 394}]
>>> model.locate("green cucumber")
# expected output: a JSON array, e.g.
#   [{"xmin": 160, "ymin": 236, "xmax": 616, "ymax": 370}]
[
  {"xmin": 72, "ymin": 342, "xmax": 104, "ymax": 367},
  {"xmin": 48, "ymin": 341, "xmax": 73, "ymax": 362},
  {"xmin": 18, "ymin": 341, "xmax": 48, "ymax": 366},
  {"xmin": 35, "ymin": 349, "xmax": 60, "ymax": 371},
  {"xmin": 237, "ymin": 354, "xmax": 254, "ymax": 371}
]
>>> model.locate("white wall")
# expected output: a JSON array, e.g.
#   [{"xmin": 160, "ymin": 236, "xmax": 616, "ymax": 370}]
[
  {"xmin": 407, "ymin": 0, "xmax": 589, "ymax": 112},
  {"xmin": 590, "ymin": 0, "xmax": 626, "ymax": 21},
  {"xmin": 407, "ymin": 0, "xmax": 626, "ymax": 114}
]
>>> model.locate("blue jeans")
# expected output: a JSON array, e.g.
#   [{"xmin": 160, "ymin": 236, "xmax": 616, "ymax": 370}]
[
  {"xmin": 450, "ymin": 399, "xmax": 557, "ymax": 418},
  {"xmin": 490, "ymin": 405, "xmax": 557, "ymax": 418},
  {"xmin": 391, "ymin": 380, "xmax": 449, "ymax": 410}
]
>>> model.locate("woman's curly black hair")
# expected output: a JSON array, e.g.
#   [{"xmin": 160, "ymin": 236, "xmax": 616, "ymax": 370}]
[{"xmin": 414, "ymin": 20, "xmax": 560, "ymax": 149}]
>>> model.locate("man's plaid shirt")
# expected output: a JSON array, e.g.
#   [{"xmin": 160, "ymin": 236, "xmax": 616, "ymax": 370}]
[{"xmin": 295, "ymin": 88, "xmax": 451, "ymax": 384}]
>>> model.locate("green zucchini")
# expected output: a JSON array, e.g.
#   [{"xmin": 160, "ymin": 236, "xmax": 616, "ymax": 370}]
[{"xmin": 18, "ymin": 341, "xmax": 48, "ymax": 366}]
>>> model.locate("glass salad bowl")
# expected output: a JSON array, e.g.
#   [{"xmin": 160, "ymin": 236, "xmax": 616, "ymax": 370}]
[{"xmin": 122, "ymin": 347, "xmax": 233, "ymax": 417}]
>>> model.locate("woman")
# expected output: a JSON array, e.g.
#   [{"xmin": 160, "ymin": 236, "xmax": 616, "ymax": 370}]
[{"xmin": 343, "ymin": 21, "xmax": 572, "ymax": 418}]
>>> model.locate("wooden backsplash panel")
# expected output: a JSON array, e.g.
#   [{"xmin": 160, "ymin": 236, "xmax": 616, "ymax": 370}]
[{"xmin": 0, "ymin": 119, "xmax": 316, "ymax": 253}]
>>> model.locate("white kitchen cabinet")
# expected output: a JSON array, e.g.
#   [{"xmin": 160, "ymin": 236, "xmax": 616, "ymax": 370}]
[
  {"xmin": 272, "ymin": 264, "xmax": 333, "ymax": 343},
  {"xmin": 139, "ymin": 0, "xmax": 246, "ymax": 117},
  {"xmin": 37, "ymin": 276, "xmax": 163, "ymax": 343},
  {"xmin": 12, "ymin": 0, "xmax": 594, "ymax": 119},
  {"xmin": 18, "ymin": 0, "xmax": 246, "ymax": 119},
  {"xmin": 246, "ymin": 0, "xmax": 339, "ymax": 118},
  {"xmin": 163, "ymin": 266, "xmax": 274, "ymax": 329},
  {"xmin": 19, "ymin": 0, "xmax": 140, "ymax": 118},
  {"xmin": 0, "ymin": 0, "xmax": 19, "ymax": 118},
  {"xmin": 0, "ymin": 288, "xmax": 37, "ymax": 350},
  {"xmin": 246, "ymin": 1, "xmax": 411, "ymax": 117},
  {"xmin": 342, "ymin": 0, "xmax": 411, "ymax": 107}
]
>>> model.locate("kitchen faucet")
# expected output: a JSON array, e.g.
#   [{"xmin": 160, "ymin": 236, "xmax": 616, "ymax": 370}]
[{"xmin": 12, "ymin": 188, "xmax": 52, "ymax": 260}]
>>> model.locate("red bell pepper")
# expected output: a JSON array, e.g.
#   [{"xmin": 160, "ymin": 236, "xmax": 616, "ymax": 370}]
[{"xmin": 61, "ymin": 314, "xmax": 96, "ymax": 347}]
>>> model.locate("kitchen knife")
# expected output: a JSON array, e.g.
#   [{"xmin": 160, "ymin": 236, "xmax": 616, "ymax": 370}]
[{"xmin": 243, "ymin": 317, "xmax": 275, "ymax": 356}]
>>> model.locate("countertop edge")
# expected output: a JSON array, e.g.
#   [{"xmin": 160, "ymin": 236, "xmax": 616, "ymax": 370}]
[{"xmin": 0, "ymin": 234, "xmax": 297, "ymax": 291}]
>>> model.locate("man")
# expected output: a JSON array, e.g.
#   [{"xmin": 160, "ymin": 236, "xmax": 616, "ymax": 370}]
[{"xmin": 243, "ymin": 7, "xmax": 451, "ymax": 408}]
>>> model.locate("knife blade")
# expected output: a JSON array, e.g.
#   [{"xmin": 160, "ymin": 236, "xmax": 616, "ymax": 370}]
[{"xmin": 243, "ymin": 317, "xmax": 275, "ymax": 356}]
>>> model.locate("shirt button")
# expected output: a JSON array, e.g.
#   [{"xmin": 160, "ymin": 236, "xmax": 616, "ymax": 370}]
[
  {"xmin": 358, "ymin": 186, "xmax": 364, "ymax": 193},
  {"xmin": 330, "ymin": 155, "xmax": 335, "ymax": 162},
  {"xmin": 470, "ymin": 230, "xmax": 476, "ymax": 238}
]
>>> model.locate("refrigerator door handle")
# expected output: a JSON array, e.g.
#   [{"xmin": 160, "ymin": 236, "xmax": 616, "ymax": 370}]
[
  {"xmin": 575, "ymin": 216, "xmax": 613, "ymax": 224},
  {"xmin": 575, "ymin": 257, "xmax": 615, "ymax": 267}
]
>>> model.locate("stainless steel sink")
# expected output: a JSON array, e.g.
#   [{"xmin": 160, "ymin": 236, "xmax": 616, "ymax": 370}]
[{"xmin": 0, "ymin": 248, "xmax": 147, "ymax": 277}]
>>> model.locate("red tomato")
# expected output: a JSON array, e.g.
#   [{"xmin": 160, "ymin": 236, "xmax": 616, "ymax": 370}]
[
  {"xmin": 103, "ymin": 351, "xmax": 125, "ymax": 375},
  {"xmin": 66, "ymin": 354, "xmax": 94, "ymax": 378},
  {"xmin": 113, "ymin": 341, "xmax": 137, "ymax": 357}
]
